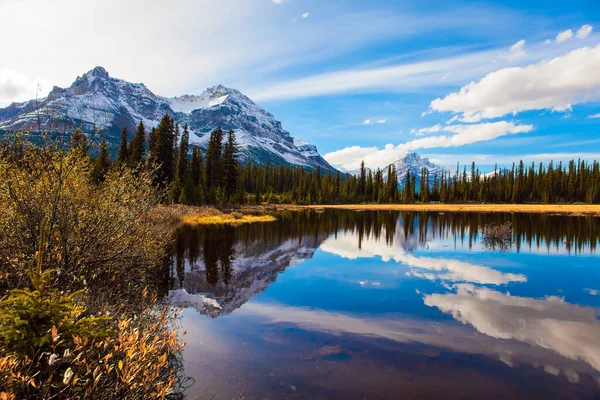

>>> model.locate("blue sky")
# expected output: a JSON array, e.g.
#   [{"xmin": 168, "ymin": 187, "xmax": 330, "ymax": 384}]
[{"xmin": 1, "ymin": 0, "xmax": 600, "ymax": 170}]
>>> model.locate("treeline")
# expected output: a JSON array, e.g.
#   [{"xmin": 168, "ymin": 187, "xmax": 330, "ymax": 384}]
[{"xmin": 3, "ymin": 113, "xmax": 599, "ymax": 205}]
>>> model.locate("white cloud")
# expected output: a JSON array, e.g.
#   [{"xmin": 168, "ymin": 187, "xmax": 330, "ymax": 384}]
[
  {"xmin": 589, "ymin": 113, "xmax": 600, "ymax": 119},
  {"xmin": 6, "ymin": 1, "xmax": 477, "ymax": 104},
  {"xmin": 584, "ymin": 288, "xmax": 599, "ymax": 296},
  {"xmin": 544, "ymin": 39, "xmax": 552, "ymax": 45},
  {"xmin": 556, "ymin": 29, "xmax": 573, "ymax": 43},
  {"xmin": 0, "ymin": 69, "xmax": 50, "ymax": 106},
  {"xmin": 429, "ymin": 45, "xmax": 600, "ymax": 122},
  {"xmin": 411, "ymin": 124, "xmax": 442, "ymax": 136},
  {"xmin": 272, "ymin": 0, "xmax": 284, "ymax": 3},
  {"xmin": 364, "ymin": 118, "xmax": 386, "ymax": 125},
  {"xmin": 325, "ymin": 121, "xmax": 533, "ymax": 170},
  {"xmin": 252, "ymin": 34, "xmax": 590, "ymax": 102},
  {"xmin": 506, "ymin": 39, "xmax": 526, "ymax": 60},
  {"xmin": 576, "ymin": 24, "xmax": 593, "ymax": 39},
  {"xmin": 425, "ymin": 284, "xmax": 600, "ymax": 372},
  {"xmin": 302, "ymin": 12, "xmax": 309, "ymax": 19}
]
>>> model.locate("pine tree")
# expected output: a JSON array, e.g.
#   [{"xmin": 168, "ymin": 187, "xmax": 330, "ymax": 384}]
[
  {"xmin": 128, "ymin": 121, "xmax": 146, "ymax": 166},
  {"xmin": 222, "ymin": 130, "xmax": 239, "ymax": 200},
  {"xmin": 205, "ymin": 127, "xmax": 224, "ymax": 192},
  {"xmin": 190, "ymin": 146, "xmax": 204, "ymax": 205},
  {"xmin": 170, "ymin": 124, "xmax": 190, "ymax": 203},
  {"xmin": 70, "ymin": 129, "xmax": 89, "ymax": 156},
  {"xmin": 117, "ymin": 127, "xmax": 129, "ymax": 165},
  {"xmin": 92, "ymin": 139, "xmax": 111, "ymax": 183},
  {"xmin": 358, "ymin": 161, "xmax": 366, "ymax": 200}
]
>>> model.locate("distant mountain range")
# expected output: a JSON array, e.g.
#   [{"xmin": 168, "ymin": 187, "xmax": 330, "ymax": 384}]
[
  {"xmin": 0, "ymin": 66, "xmax": 334, "ymax": 171},
  {"xmin": 349, "ymin": 152, "xmax": 454, "ymax": 187},
  {"xmin": 0, "ymin": 66, "xmax": 459, "ymax": 180}
]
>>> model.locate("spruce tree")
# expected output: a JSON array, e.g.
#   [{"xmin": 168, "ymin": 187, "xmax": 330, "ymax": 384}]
[
  {"xmin": 70, "ymin": 129, "xmax": 89, "ymax": 157},
  {"xmin": 128, "ymin": 120, "xmax": 146, "ymax": 166},
  {"xmin": 205, "ymin": 127, "xmax": 224, "ymax": 191},
  {"xmin": 92, "ymin": 139, "xmax": 111, "ymax": 183},
  {"xmin": 117, "ymin": 127, "xmax": 129, "ymax": 165},
  {"xmin": 222, "ymin": 130, "xmax": 239, "ymax": 200},
  {"xmin": 190, "ymin": 146, "xmax": 204, "ymax": 205},
  {"xmin": 170, "ymin": 123, "xmax": 190, "ymax": 203}
]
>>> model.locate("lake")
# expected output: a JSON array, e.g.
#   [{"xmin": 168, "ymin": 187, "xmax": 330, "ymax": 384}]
[{"xmin": 167, "ymin": 210, "xmax": 600, "ymax": 399}]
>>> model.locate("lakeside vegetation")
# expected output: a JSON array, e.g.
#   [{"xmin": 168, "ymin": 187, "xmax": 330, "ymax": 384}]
[
  {"xmin": 14, "ymin": 114, "xmax": 594, "ymax": 209},
  {"xmin": 163, "ymin": 204, "xmax": 277, "ymax": 225},
  {"xmin": 1, "ymin": 115, "xmax": 599, "ymax": 398},
  {"xmin": 0, "ymin": 141, "xmax": 187, "ymax": 399}
]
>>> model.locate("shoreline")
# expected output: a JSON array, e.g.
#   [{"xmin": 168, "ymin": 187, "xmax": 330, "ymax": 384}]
[{"xmin": 300, "ymin": 204, "xmax": 600, "ymax": 215}]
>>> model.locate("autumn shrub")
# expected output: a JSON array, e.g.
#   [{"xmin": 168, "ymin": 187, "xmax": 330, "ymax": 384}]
[
  {"xmin": 0, "ymin": 143, "xmax": 169, "ymax": 304},
  {"xmin": 0, "ymin": 139, "xmax": 187, "ymax": 399},
  {"xmin": 0, "ymin": 299, "xmax": 185, "ymax": 400}
]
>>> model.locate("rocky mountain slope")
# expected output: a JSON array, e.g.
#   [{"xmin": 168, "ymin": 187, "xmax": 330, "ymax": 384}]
[{"xmin": 0, "ymin": 66, "xmax": 334, "ymax": 171}]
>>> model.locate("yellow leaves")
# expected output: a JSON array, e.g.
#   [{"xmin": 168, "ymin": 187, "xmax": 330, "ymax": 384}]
[
  {"xmin": 118, "ymin": 360, "xmax": 123, "ymax": 371},
  {"xmin": 51, "ymin": 325, "xmax": 58, "ymax": 342},
  {"xmin": 0, "ymin": 391, "xmax": 14, "ymax": 400}
]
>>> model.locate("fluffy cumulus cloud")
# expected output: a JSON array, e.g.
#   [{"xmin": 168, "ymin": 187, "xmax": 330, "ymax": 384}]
[
  {"xmin": 556, "ymin": 29, "xmax": 573, "ymax": 43},
  {"xmin": 363, "ymin": 119, "xmax": 373, "ymax": 125},
  {"xmin": 576, "ymin": 24, "xmax": 593, "ymax": 39},
  {"xmin": 325, "ymin": 121, "xmax": 533, "ymax": 170},
  {"xmin": 302, "ymin": 12, "xmax": 310, "ymax": 19},
  {"xmin": 429, "ymin": 45, "xmax": 600, "ymax": 122}
]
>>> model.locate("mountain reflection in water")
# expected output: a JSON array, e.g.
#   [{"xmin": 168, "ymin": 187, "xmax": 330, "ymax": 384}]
[{"xmin": 166, "ymin": 210, "xmax": 600, "ymax": 399}]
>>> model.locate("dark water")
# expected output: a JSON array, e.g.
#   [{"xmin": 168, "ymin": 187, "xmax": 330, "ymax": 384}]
[{"xmin": 167, "ymin": 210, "xmax": 600, "ymax": 399}]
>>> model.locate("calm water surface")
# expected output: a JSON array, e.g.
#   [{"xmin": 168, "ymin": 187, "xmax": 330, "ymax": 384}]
[{"xmin": 167, "ymin": 210, "xmax": 600, "ymax": 399}]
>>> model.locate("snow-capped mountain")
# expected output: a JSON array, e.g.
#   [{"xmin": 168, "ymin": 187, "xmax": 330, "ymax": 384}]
[
  {"xmin": 0, "ymin": 66, "xmax": 334, "ymax": 171},
  {"xmin": 346, "ymin": 153, "xmax": 453, "ymax": 187},
  {"xmin": 387, "ymin": 152, "xmax": 453, "ymax": 186}
]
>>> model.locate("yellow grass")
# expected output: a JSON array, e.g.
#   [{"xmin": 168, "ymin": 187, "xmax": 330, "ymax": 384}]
[
  {"xmin": 181, "ymin": 214, "xmax": 277, "ymax": 225},
  {"xmin": 302, "ymin": 204, "xmax": 600, "ymax": 215},
  {"xmin": 155, "ymin": 204, "xmax": 278, "ymax": 226}
]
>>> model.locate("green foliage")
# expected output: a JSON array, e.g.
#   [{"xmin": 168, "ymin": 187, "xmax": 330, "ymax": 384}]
[
  {"xmin": 0, "ymin": 223, "xmax": 110, "ymax": 360},
  {"xmin": 92, "ymin": 139, "xmax": 111, "ymax": 183},
  {"xmin": 128, "ymin": 121, "xmax": 146, "ymax": 167},
  {"xmin": 117, "ymin": 127, "xmax": 129, "ymax": 165}
]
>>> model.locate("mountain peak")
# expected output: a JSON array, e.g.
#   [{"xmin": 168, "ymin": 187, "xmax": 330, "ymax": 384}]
[
  {"xmin": 0, "ymin": 67, "xmax": 336, "ymax": 172},
  {"xmin": 87, "ymin": 66, "xmax": 110, "ymax": 79}
]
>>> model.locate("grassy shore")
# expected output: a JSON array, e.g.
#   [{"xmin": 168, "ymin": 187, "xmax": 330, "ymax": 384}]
[
  {"xmin": 301, "ymin": 204, "xmax": 600, "ymax": 215},
  {"xmin": 158, "ymin": 204, "xmax": 277, "ymax": 226}
]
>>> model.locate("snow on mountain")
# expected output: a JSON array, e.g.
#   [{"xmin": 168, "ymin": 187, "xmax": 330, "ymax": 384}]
[
  {"xmin": 388, "ymin": 152, "xmax": 453, "ymax": 186},
  {"xmin": 345, "ymin": 153, "xmax": 453, "ymax": 187},
  {"xmin": 0, "ymin": 67, "xmax": 334, "ymax": 171},
  {"xmin": 169, "ymin": 233, "xmax": 327, "ymax": 318}
]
